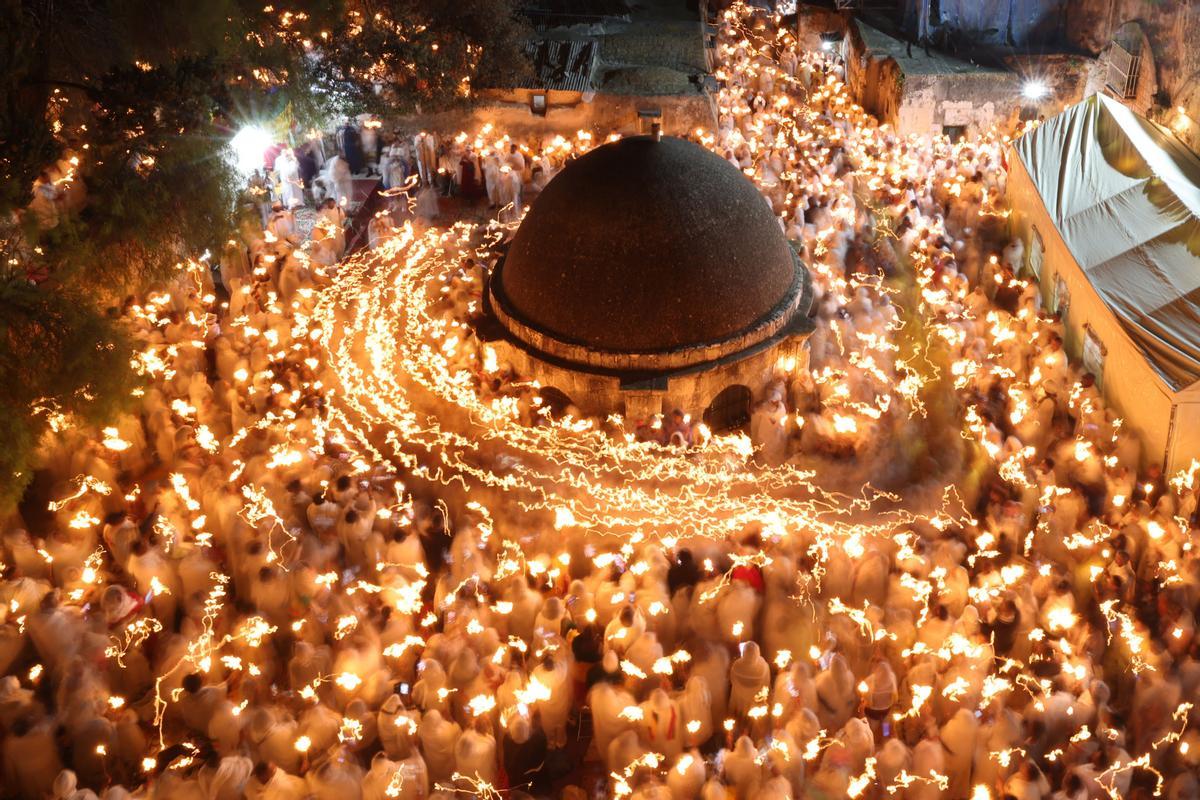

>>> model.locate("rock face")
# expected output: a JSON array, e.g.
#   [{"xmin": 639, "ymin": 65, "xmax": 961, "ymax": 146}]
[
  {"xmin": 900, "ymin": 0, "xmax": 1070, "ymax": 48},
  {"xmin": 1064, "ymin": 0, "xmax": 1200, "ymax": 150},
  {"xmin": 856, "ymin": 2, "xmax": 1200, "ymax": 146}
]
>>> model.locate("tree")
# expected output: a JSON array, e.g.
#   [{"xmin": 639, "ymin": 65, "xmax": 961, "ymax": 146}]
[{"xmin": 0, "ymin": 0, "xmax": 530, "ymax": 508}]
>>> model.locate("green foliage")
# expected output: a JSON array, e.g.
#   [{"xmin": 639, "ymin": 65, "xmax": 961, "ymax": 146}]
[
  {"xmin": 303, "ymin": 0, "xmax": 533, "ymax": 115},
  {"xmin": 0, "ymin": 275, "xmax": 137, "ymax": 508},
  {"xmin": 0, "ymin": 0, "xmax": 530, "ymax": 510}
]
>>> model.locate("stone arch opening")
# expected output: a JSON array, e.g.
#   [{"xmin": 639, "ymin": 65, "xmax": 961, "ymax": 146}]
[
  {"xmin": 535, "ymin": 386, "xmax": 575, "ymax": 420},
  {"xmin": 703, "ymin": 385, "xmax": 752, "ymax": 433}
]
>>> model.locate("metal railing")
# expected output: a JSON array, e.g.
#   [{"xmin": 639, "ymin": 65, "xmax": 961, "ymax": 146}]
[{"xmin": 1104, "ymin": 42, "xmax": 1141, "ymax": 99}]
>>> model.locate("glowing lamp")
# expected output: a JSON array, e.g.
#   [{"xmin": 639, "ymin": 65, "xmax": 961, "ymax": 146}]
[
  {"xmin": 1021, "ymin": 80, "xmax": 1049, "ymax": 101},
  {"xmin": 230, "ymin": 126, "xmax": 272, "ymax": 173}
]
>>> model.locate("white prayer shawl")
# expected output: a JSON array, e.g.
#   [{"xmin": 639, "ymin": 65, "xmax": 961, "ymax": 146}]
[
  {"xmin": 252, "ymin": 770, "xmax": 308, "ymax": 800},
  {"xmin": 276, "ymin": 152, "xmax": 304, "ymax": 209},
  {"xmin": 624, "ymin": 629, "xmax": 665, "ymax": 683},
  {"xmin": 3, "ymin": 722, "xmax": 63, "ymax": 799},
  {"xmin": 415, "ymin": 186, "xmax": 440, "ymax": 225},
  {"xmin": 277, "ymin": 257, "xmax": 305, "ymax": 302},
  {"xmin": 589, "ymin": 682, "xmax": 635, "ymax": 759},
  {"xmin": 639, "ymin": 689, "xmax": 683, "ymax": 761},
  {"xmin": 417, "ymin": 710, "xmax": 460, "ymax": 783},
  {"xmin": 361, "ymin": 756, "xmax": 399, "ymax": 800},
  {"xmin": 207, "ymin": 700, "xmax": 245, "ymax": 754},
  {"xmin": 667, "ymin": 750, "xmax": 705, "ymax": 800},
  {"xmin": 813, "ymin": 654, "xmax": 856, "ymax": 733},
  {"xmin": 722, "ymin": 736, "xmax": 762, "ymax": 798},
  {"xmin": 851, "ymin": 549, "xmax": 889, "ymax": 608},
  {"xmin": 674, "ymin": 676, "xmax": 712, "ymax": 747},
  {"xmin": 505, "ymin": 150, "xmax": 526, "ymax": 175},
  {"xmin": 716, "ymin": 581, "xmax": 759, "ymax": 645},
  {"xmin": 483, "ymin": 157, "xmax": 501, "ymax": 205},
  {"xmin": 380, "ymin": 754, "xmax": 428, "ymax": 800},
  {"xmin": 939, "ymin": 708, "xmax": 979, "ymax": 798},
  {"xmin": 689, "ymin": 643, "xmax": 730, "ymax": 725},
  {"xmin": 207, "ymin": 755, "xmax": 253, "ymax": 800},
  {"xmin": 496, "ymin": 170, "xmax": 521, "ymax": 222},
  {"xmin": 383, "ymin": 145, "xmax": 408, "ymax": 190},
  {"xmin": 299, "ymin": 702, "xmax": 342, "ymax": 755},
  {"xmin": 758, "ymin": 776, "xmax": 792, "ymax": 800},
  {"xmin": 453, "ymin": 729, "xmax": 496, "ymax": 787},
  {"xmin": 361, "ymin": 126, "xmax": 379, "ymax": 166},
  {"xmin": 328, "ymin": 156, "xmax": 353, "ymax": 207},
  {"xmin": 606, "ymin": 729, "xmax": 643, "ymax": 773},
  {"xmin": 317, "ymin": 205, "xmax": 348, "ymax": 255},
  {"xmin": 306, "ymin": 760, "xmax": 365, "ymax": 800},
  {"xmin": 415, "ymin": 133, "xmax": 438, "ymax": 184},
  {"xmin": 875, "ymin": 738, "xmax": 912, "ymax": 793},
  {"xmin": 910, "ymin": 737, "xmax": 948, "ymax": 800},
  {"xmin": 378, "ymin": 696, "xmax": 419, "ymax": 758},
  {"xmin": 728, "ymin": 643, "xmax": 770, "ymax": 718},
  {"xmin": 533, "ymin": 657, "xmax": 572, "ymax": 745},
  {"xmin": 750, "ymin": 398, "xmax": 789, "ymax": 466},
  {"xmin": 269, "ymin": 210, "xmax": 298, "ymax": 243}
]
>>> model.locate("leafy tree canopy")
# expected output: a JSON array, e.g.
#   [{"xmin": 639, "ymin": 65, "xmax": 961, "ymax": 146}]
[{"xmin": 0, "ymin": 0, "xmax": 531, "ymax": 508}]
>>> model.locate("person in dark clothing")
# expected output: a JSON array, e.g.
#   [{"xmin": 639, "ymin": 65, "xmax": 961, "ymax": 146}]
[
  {"xmin": 459, "ymin": 153, "xmax": 480, "ymax": 200},
  {"xmin": 337, "ymin": 120, "xmax": 364, "ymax": 175},
  {"xmin": 502, "ymin": 712, "xmax": 549, "ymax": 794},
  {"xmin": 296, "ymin": 143, "xmax": 318, "ymax": 192},
  {"xmin": 573, "ymin": 627, "xmax": 613, "ymax": 688},
  {"xmin": 667, "ymin": 549, "xmax": 701, "ymax": 595},
  {"xmin": 986, "ymin": 596, "xmax": 1020, "ymax": 657}
]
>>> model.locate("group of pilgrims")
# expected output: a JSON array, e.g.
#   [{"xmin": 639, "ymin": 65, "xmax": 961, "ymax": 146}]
[
  {"xmin": 261, "ymin": 113, "xmax": 577, "ymax": 236},
  {"xmin": 5, "ymin": 4, "xmax": 1200, "ymax": 800}
]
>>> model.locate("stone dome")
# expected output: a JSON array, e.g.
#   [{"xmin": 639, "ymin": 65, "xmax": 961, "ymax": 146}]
[{"xmin": 491, "ymin": 135, "xmax": 805, "ymax": 368}]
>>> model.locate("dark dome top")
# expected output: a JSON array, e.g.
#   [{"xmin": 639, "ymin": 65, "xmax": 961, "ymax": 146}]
[{"xmin": 497, "ymin": 135, "xmax": 798, "ymax": 354}]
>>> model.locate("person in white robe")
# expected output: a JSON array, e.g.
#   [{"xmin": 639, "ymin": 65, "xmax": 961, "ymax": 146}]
[
  {"xmin": 327, "ymin": 154, "xmax": 354, "ymax": 209},
  {"xmin": 267, "ymin": 203, "xmax": 300, "ymax": 245},
  {"xmin": 317, "ymin": 198, "xmax": 347, "ymax": 257},
  {"xmin": 414, "ymin": 184, "xmax": 440, "ymax": 227},
  {"xmin": 750, "ymin": 387, "xmax": 790, "ymax": 465},
  {"xmin": 276, "ymin": 149, "xmax": 304, "ymax": 210}
]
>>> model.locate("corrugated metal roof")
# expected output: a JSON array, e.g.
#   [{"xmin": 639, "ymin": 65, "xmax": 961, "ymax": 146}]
[{"xmin": 518, "ymin": 39, "xmax": 598, "ymax": 93}]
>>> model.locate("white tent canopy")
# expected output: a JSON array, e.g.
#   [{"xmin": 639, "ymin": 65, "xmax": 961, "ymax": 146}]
[{"xmin": 1013, "ymin": 93, "xmax": 1200, "ymax": 390}]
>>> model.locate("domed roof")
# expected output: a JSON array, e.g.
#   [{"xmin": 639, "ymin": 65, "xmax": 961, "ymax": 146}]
[{"xmin": 494, "ymin": 135, "xmax": 801, "ymax": 356}]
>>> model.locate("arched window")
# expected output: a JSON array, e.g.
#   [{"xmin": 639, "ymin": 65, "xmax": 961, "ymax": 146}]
[{"xmin": 703, "ymin": 385, "xmax": 752, "ymax": 432}]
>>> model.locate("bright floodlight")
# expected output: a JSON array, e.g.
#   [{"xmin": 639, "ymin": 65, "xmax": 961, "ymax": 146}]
[
  {"xmin": 1022, "ymin": 80, "xmax": 1049, "ymax": 101},
  {"xmin": 230, "ymin": 125, "xmax": 272, "ymax": 173},
  {"xmin": 820, "ymin": 40, "xmax": 833, "ymax": 51}
]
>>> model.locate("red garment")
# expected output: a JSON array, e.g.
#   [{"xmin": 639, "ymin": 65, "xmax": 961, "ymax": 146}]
[
  {"xmin": 646, "ymin": 705, "xmax": 676, "ymax": 742},
  {"xmin": 731, "ymin": 564, "xmax": 764, "ymax": 592},
  {"xmin": 263, "ymin": 143, "xmax": 285, "ymax": 171}
]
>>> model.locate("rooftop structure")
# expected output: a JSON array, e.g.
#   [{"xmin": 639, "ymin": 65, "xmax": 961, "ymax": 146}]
[{"xmin": 484, "ymin": 134, "xmax": 813, "ymax": 425}]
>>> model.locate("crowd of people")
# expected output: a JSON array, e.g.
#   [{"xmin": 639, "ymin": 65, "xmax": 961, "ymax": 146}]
[
  {"xmin": 250, "ymin": 116, "xmax": 587, "ymax": 236},
  {"xmin": 3, "ymin": 4, "xmax": 1200, "ymax": 800}
]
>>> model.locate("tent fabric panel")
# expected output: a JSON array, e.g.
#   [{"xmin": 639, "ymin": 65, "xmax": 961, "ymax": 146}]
[
  {"xmin": 1012, "ymin": 92, "xmax": 1200, "ymax": 389},
  {"xmin": 1059, "ymin": 181, "xmax": 1187, "ymax": 269},
  {"xmin": 1014, "ymin": 94, "xmax": 1144, "ymax": 222},
  {"xmin": 1089, "ymin": 247, "xmax": 1200, "ymax": 388},
  {"xmin": 1103, "ymin": 96, "xmax": 1200, "ymax": 220},
  {"xmin": 1014, "ymin": 153, "xmax": 1176, "ymax": 462}
]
